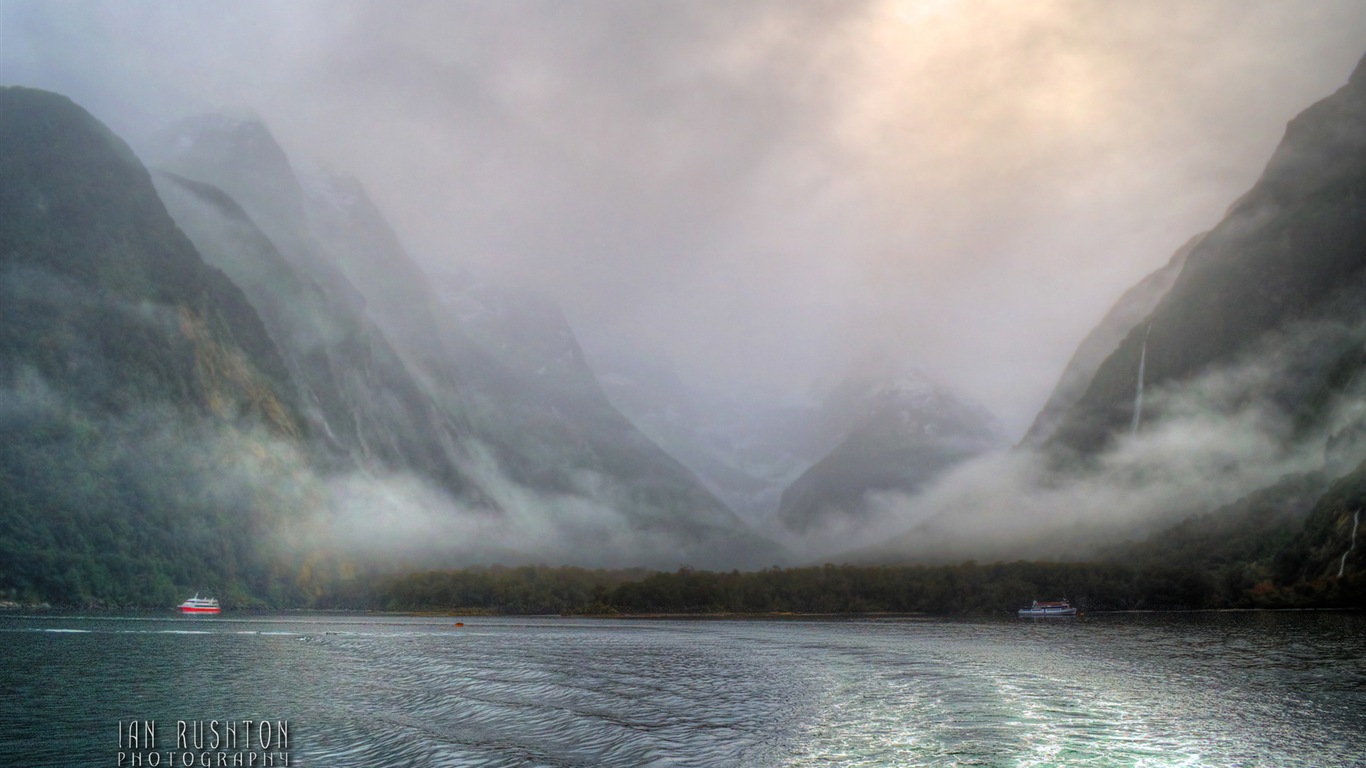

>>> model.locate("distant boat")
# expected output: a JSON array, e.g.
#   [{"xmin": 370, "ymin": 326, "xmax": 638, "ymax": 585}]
[
  {"xmin": 177, "ymin": 594, "xmax": 221, "ymax": 615},
  {"xmin": 1018, "ymin": 599, "xmax": 1076, "ymax": 617}
]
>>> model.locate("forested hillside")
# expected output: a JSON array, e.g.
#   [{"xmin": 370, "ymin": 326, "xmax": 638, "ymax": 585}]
[{"xmin": 0, "ymin": 88, "xmax": 312, "ymax": 606}]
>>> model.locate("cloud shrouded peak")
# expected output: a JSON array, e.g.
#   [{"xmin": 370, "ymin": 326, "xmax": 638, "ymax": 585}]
[{"xmin": 4, "ymin": 0, "xmax": 1366, "ymax": 436}]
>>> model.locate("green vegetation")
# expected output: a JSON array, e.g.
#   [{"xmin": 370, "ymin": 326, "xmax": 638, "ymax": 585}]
[
  {"xmin": 356, "ymin": 565, "xmax": 652, "ymax": 615},
  {"xmin": 0, "ymin": 87, "xmax": 310, "ymax": 608},
  {"xmin": 0, "ymin": 406, "xmax": 284, "ymax": 608},
  {"xmin": 345, "ymin": 470, "xmax": 1366, "ymax": 614},
  {"xmin": 3, "ymin": 85, "xmax": 1365, "ymax": 615},
  {"xmin": 1275, "ymin": 459, "xmax": 1366, "ymax": 599},
  {"xmin": 0, "ymin": 88, "xmax": 299, "ymax": 431},
  {"xmin": 355, "ymin": 558, "xmax": 1363, "ymax": 616}
]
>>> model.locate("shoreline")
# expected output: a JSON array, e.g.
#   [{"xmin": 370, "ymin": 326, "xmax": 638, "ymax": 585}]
[{"xmin": 5, "ymin": 604, "xmax": 1362, "ymax": 618}]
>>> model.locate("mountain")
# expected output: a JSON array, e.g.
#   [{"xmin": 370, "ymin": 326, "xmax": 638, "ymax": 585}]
[
  {"xmin": 776, "ymin": 371, "xmax": 1006, "ymax": 534},
  {"xmin": 0, "ymin": 87, "xmax": 309, "ymax": 605},
  {"xmin": 149, "ymin": 112, "xmax": 764, "ymax": 567},
  {"xmin": 1046, "ymin": 54, "xmax": 1366, "ymax": 459},
  {"xmin": 1278, "ymin": 464, "xmax": 1366, "ymax": 598},
  {"xmin": 420, "ymin": 267, "xmax": 759, "ymax": 559},
  {"xmin": 592, "ymin": 353, "xmax": 1007, "ymax": 540},
  {"xmin": 1020, "ymin": 232, "xmax": 1201, "ymax": 447},
  {"xmin": 0, "ymin": 91, "xmax": 298, "ymax": 427},
  {"xmin": 150, "ymin": 171, "xmax": 488, "ymax": 505},
  {"xmin": 1007, "ymin": 53, "xmax": 1366, "ymax": 601},
  {"xmin": 151, "ymin": 113, "xmax": 310, "ymax": 258},
  {"xmin": 851, "ymin": 53, "xmax": 1366, "ymax": 582},
  {"xmin": 591, "ymin": 351, "xmax": 841, "ymax": 529},
  {"xmin": 430, "ymin": 268, "xmax": 603, "ymax": 397}
]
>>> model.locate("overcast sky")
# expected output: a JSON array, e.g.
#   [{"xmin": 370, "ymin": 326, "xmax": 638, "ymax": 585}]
[{"xmin": 4, "ymin": 0, "xmax": 1366, "ymax": 435}]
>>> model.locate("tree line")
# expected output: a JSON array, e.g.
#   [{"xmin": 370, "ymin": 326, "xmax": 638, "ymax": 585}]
[{"xmin": 358, "ymin": 560, "xmax": 1363, "ymax": 616}]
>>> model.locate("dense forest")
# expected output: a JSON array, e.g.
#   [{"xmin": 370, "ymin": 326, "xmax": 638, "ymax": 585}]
[
  {"xmin": 314, "ymin": 468, "xmax": 1366, "ymax": 616},
  {"xmin": 344, "ymin": 559, "xmax": 1364, "ymax": 616},
  {"xmin": 6, "ymin": 65, "xmax": 1366, "ymax": 615}
]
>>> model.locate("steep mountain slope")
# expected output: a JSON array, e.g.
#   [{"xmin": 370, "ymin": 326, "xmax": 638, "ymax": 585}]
[
  {"xmin": 1047, "ymin": 55, "xmax": 1366, "ymax": 458},
  {"xmin": 423, "ymin": 270, "xmax": 740, "ymax": 525},
  {"xmin": 151, "ymin": 171, "xmax": 487, "ymax": 504},
  {"xmin": 0, "ymin": 88, "xmax": 307, "ymax": 605},
  {"xmin": 592, "ymin": 352, "xmax": 1007, "ymax": 539},
  {"xmin": 153, "ymin": 113, "xmax": 310, "ymax": 257},
  {"xmin": 304, "ymin": 167, "xmax": 753, "ymax": 556},
  {"xmin": 993, "ymin": 53, "xmax": 1366, "ymax": 599},
  {"xmin": 1281, "ymin": 462, "xmax": 1366, "ymax": 598},
  {"xmin": 777, "ymin": 371, "xmax": 1005, "ymax": 534},
  {"xmin": 150, "ymin": 114, "xmax": 762, "ymax": 565},
  {"xmin": 0, "ymin": 90, "xmax": 298, "ymax": 427},
  {"xmin": 1021, "ymin": 233, "xmax": 1201, "ymax": 447},
  {"xmin": 430, "ymin": 268, "xmax": 604, "ymax": 398}
]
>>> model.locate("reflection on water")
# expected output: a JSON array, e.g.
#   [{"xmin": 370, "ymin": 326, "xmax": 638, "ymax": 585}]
[{"xmin": 1, "ymin": 612, "xmax": 1362, "ymax": 766}]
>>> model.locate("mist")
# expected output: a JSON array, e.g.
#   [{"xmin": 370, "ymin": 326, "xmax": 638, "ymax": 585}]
[
  {"xmin": 0, "ymin": 360, "xmax": 761, "ymax": 576},
  {"xmin": 8, "ymin": 2, "xmax": 1366, "ymax": 577},
  {"xmin": 847, "ymin": 311, "xmax": 1366, "ymax": 564},
  {"xmin": 5, "ymin": 1, "xmax": 1366, "ymax": 435}
]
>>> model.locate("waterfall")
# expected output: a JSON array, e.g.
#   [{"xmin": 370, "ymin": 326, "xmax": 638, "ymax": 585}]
[
  {"xmin": 1131, "ymin": 324, "xmax": 1152, "ymax": 435},
  {"xmin": 1338, "ymin": 509, "xmax": 1360, "ymax": 578}
]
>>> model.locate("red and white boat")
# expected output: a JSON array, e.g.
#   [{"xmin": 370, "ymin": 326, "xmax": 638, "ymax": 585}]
[{"xmin": 177, "ymin": 594, "xmax": 221, "ymax": 615}]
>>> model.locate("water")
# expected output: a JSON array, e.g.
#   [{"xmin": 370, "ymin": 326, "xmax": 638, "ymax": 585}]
[
  {"xmin": 1131, "ymin": 324, "xmax": 1151, "ymax": 436},
  {"xmin": 1340, "ymin": 509, "xmax": 1360, "ymax": 578},
  {"xmin": 2, "ymin": 612, "xmax": 1363, "ymax": 766}
]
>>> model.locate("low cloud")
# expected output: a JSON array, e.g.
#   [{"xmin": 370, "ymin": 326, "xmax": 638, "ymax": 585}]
[
  {"xmin": 847, "ymin": 315, "xmax": 1366, "ymax": 563},
  {"xmin": 308, "ymin": 441, "xmax": 755, "ymax": 569},
  {"xmin": 6, "ymin": 2, "xmax": 1366, "ymax": 434}
]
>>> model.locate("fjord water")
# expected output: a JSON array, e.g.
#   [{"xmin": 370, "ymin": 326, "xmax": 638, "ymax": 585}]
[{"xmin": 2, "ymin": 612, "xmax": 1362, "ymax": 767}]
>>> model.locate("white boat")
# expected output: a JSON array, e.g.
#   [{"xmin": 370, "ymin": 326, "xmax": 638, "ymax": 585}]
[
  {"xmin": 1018, "ymin": 599, "xmax": 1076, "ymax": 617},
  {"xmin": 177, "ymin": 594, "xmax": 221, "ymax": 615}
]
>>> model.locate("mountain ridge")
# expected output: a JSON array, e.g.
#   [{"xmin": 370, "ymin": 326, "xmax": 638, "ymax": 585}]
[
  {"xmin": 0, "ymin": 86, "xmax": 318, "ymax": 606},
  {"xmin": 777, "ymin": 370, "xmax": 1006, "ymax": 534},
  {"xmin": 150, "ymin": 109, "xmax": 764, "ymax": 565},
  {"xmin": 1047, "ymin": 56, "xmax": 1366, "ymax": 458}
]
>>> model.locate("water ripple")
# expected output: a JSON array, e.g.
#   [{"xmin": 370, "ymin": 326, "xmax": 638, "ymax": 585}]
[{"xmin": 0, "ymin": 613, "xmax": 1362, "ymax": 766}]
